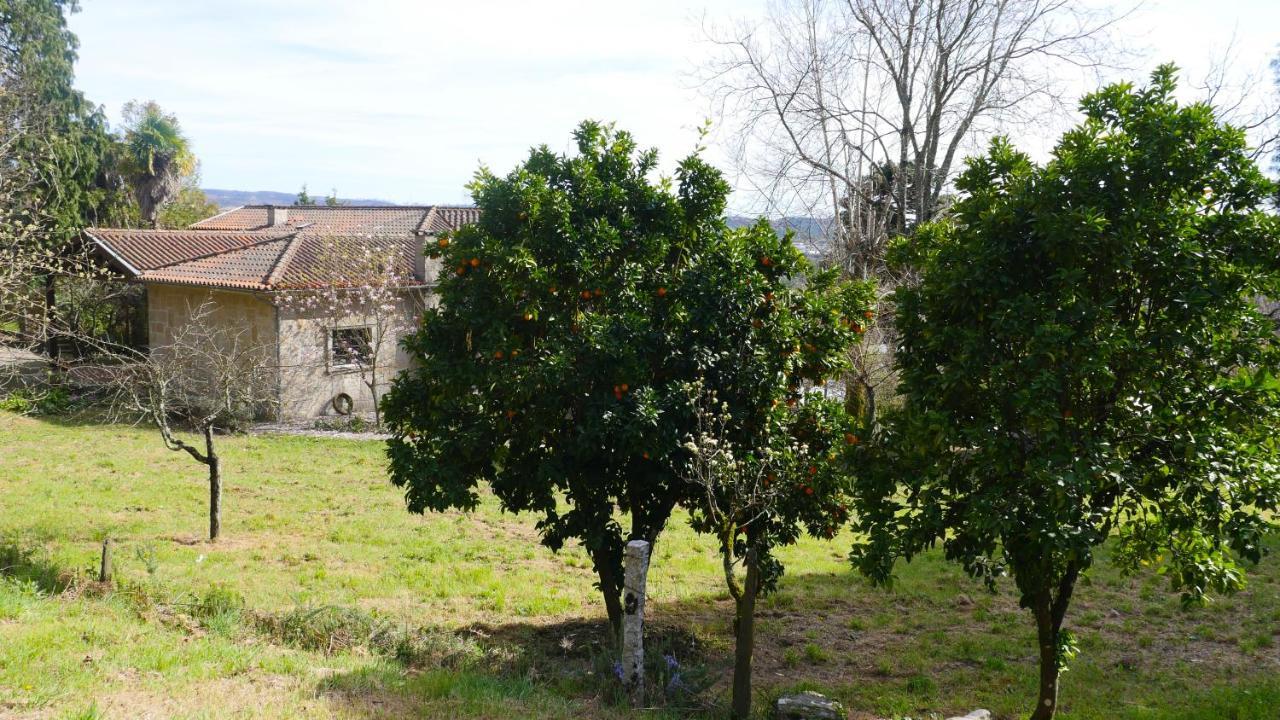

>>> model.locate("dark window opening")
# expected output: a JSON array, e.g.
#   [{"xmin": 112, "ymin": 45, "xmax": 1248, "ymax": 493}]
[{"xmin": 330, "ymin": 327, "xmax": 372, "ymax": 367}]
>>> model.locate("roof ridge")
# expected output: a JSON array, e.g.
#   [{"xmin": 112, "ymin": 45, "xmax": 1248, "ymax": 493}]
[
  {"xmin": 264, "ymin": 234, "xmax": 307, "ymax": 289},
  {"xmin": 86, "ymin": 226, "xmax": 286, "ymax": 235},
  {"xmin": 148, "ymin": 232, "xmax": 296, "ymax": 270},
  {"xmin": 240, "ymin": 204, "xmax": 436, "ymax": 210},
  {"xmin": 189, "ymin": 205, "xmax": 245, "ymax": 228},
  {"xmin": 416, "ymin": 206, "xmax": 439, "ymax": 235}
]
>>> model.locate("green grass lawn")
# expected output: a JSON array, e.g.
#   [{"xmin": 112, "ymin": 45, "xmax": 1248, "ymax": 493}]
[{"xmin": 1, "ymin": 410, "xmax": 1278, "ymax": 719}]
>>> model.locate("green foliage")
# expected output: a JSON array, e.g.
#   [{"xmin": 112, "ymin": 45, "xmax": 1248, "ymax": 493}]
[
  {"xmin": 157, "ymin": 184, "xmax": 219, "ymax": 229},
  {"xmin": 853, "ymin": 66, "xmax": 1280, "ymax": 716},
  {"xmin": 118, "ymin": 100, "xmax": 195, "ymax": 227},
  {"xmin": 0, "ymin": 392, "xmax": 33, "ymax": 414},
  {"xmin": 295, "ymin": 183, "xmax": 315, "ymax": 206},
  {"xmin": 684, "ymin": 389, "xmax": 865, "ymax": 596},
  {"xmin": 0, "ymin": 385, "xmax": 70, "ymax": 415},
  {"xmin": 1, "ymin": 0, "xmax": 134, "ymax": 239},
  {"xmin": 384, "ymin": 120, "xmax": 872, "ymax": 630}
]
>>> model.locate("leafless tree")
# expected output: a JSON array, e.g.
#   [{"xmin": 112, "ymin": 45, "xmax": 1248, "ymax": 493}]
[
  {"xmin": 680, "ymin": 386, "xmax": 778, "ymax": 720},
  {"xmin": 701, "ymin": 0, "xmax": 1125, "ymax": 427},
  {"xmin": 1192, "ymin": 37, "xmax": 1280, "ymax": 165},
  {"xmin": 278, "ymin": 235, "xmax": 419, "ymax": 428},
  {"xmin": 105, "ymin": 300, "xmax": 276, "ymax": 541}
]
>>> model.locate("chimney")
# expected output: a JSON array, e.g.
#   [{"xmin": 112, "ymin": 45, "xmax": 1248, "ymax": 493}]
[
  {"xmin": 414, "ymin": 235, "xmax": 427, "ymax": 282},
  {"xmin": 266, "ymin": 205, "xmax": 288, "ymax": 227}
]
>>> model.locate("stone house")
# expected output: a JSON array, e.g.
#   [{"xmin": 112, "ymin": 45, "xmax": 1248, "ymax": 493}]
[{"xmin": 86, "ymin": 205, "xmax": 479, "ymax": 420}]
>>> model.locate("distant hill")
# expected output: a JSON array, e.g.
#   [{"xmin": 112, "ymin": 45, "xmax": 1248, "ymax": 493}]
[
  {"xmin": 728, "ymin": 215, "xmax": 829, "ymax": 240},
  {"xmin": 729, "ymin": 215, "xmax": 831, "ymax": 263},
  {"xmin": 202, "ymin": 189, "xmax": 398, "ymax": 208},
  {"xmin": 199, "ymin": 190, "xmax": 831, "ymax": 256}
]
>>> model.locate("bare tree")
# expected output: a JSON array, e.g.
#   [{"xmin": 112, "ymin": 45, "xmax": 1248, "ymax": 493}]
[
  {"xmin": 681, "ymin": 389, "xmax": 776, "ymax": 720},
  {"xmin": 1192, "ymin": 37, "xmax": 1280, "ymax": 165},
  {"xmin": 106, "ymin": 300, "xmax": 275, "ymax": 541},
  {"xmin": 701, "ymin": 0, "xmax": 1125, "ymax": 426},
  {"xmin": 278, "ymin": 235, "xmax": 419, "ymax": 428}
]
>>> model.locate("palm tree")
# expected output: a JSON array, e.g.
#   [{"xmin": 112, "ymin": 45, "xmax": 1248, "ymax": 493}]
[{"xmin": 119, "ymin": 101, "xmax": 195, "ymax": 228}]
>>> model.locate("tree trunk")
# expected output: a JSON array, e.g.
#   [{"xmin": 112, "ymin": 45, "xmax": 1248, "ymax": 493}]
[
  {"xmin": 1031, "ymin": 605, "xmax": 1058, "ymax": 719},
  {"xmin": 592, "ymin": 547, "xmax": 625, "ymax": 644},
  {"xmin": 622, "ymin": 540, "xmax": 651, "ymax": 707},
  {"xmin": 843, "ymin": 372, "xmax": 867, "ymax": 420},
  {"xmin": 1031, "ymin": 564, "xmax": 1081, "ymax": 720},
  {"xmin": 730, "ymin": 549, "xmax": 760, "ymax": 720},
  {"xmin": 44, "ymin": 274, "xmax": 56, "ymax": 358},
  {"xmin": 204, "ymin": 425, "xmax": 222, "ymax": 541},
  {"xmin": 1031, "ymin": 597, "xmax": 1060, "ymax": 720}
]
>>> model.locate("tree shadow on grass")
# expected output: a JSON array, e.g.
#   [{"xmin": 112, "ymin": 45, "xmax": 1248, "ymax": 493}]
[
  {"xmin": 311, "ymin": 547, "xmax": 1280, "ymax": 720},
  {"xmin": 302, "ymin": 612, "xmax": 716, "ymax": 719}
]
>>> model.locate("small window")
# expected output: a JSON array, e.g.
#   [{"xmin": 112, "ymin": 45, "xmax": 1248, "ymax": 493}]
[{"xmin": 330, "ymin": 327, "xmax": 372, "ymax": 367}]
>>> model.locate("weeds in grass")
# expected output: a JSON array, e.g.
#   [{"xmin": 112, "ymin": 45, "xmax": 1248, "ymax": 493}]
[
  {"xmin": 0, "ymin": 575, "xmax": 44, "ymax": 619},
  {"xmin": 0, "ymin": 542, "xmax": 80, "ymax": 594},
  {"xmin": 58, "ymin": 703, "xmax": 102, "ymax": 720},
  {"xmin": 802, "ymin": 642, "xmax": 830, "ymax": 664},
  {"xmin": 255, "ymin": 604, "xmax": 492, "ymax": 672},
  {"xmin": 189, "ymin": 583, "xmax": 246, "ymax": 636},
  {"xmin": 905, "ymin": 674, "xmax": 935, "ymax": 696},
  {"xmin": 0, "ymin": 386, "xmax": 72, "ymax": 416},
  {"xmin": 134, "ymin": 543, "xmax": 159, "ymax": 575},
  {"xmin": 583, "ymin": 635, "xmax": 716, "ymax": 711}
]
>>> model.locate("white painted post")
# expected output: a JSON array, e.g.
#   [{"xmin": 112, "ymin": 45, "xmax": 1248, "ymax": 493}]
[{"xmin": 623, "ymin": 539, "xmax": 650, "ymax": 707}]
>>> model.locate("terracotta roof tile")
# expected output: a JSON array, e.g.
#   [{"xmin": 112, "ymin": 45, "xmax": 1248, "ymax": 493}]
[
  {"xmin": 271, "ymin": 235, "xmax": 423, "ymax": 290},
  {"xmin": 142, "ymin": 238, "xmax": 295, "ymax": 290},
  {"xmin": 417, "ymin": 206, "xmax": 483, "ymax": 234},
  {"xmin": 193, "ymin": 205, "xmax": 464, "ymax": 234},
  {"xmin": 87, "ymin": 205, "xmax": 479, "ymax": 292},
  {"xmin": 85, "ymin": 228, "xmax": 292, "ymax": 271}
]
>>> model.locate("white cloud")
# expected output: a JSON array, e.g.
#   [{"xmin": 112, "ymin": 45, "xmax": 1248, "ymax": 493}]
[{"xmin": 69, "ymin": 0, "xmax": 1279, "ymax": 210}]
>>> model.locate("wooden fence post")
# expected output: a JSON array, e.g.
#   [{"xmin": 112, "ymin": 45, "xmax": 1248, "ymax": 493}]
[{"xmin": 99, "ymin": 538, "xmax": 113, "ymax": 583}]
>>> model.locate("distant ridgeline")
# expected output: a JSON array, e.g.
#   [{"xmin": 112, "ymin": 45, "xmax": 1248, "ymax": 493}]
[
  {"xmin": 201, "ymin": 189, "xmax": 397, "ymax": 208},
  {"xmin": 200, "ymin": 189, "xmax": 828, "ymax": 260}
]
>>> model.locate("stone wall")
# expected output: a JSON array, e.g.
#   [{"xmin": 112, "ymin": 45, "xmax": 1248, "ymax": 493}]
[
  {"xmin": 146, "ymin": 284, "xmax": 278, "ymax": 352},
  {"xmin": 145, "ymin": 283, "xmax": 432, "ymax": 421},
  {"xmin": 275, "ymin": 290, "xmax": 432, "ymax": 420}
]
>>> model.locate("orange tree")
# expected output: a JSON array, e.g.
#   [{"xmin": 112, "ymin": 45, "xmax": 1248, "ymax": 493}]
[
  {"xmin": 383, "ymin": 121, "xmax": 873, "ymax": 640},
  {"xmin": 851, "ymin": 67, "xmax": 1280, "ymax": 720}
]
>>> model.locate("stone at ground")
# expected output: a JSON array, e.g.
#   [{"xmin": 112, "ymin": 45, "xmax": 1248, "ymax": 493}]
[
  {"xmin": 946, "ymin": 711, "xmax": 991, "ymax": 720},
  {"xmin": 774, "ymin": 691, "xmax": 844, "ymax": 720},
  {"xmin": 0, "ymin": 346, "xmax": 48, "ymax": 389}
]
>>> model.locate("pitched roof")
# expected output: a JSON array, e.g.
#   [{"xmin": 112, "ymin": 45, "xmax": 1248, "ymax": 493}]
[
  {"xmin": 85, "ymin": 228, "xmax": 294, "ymax": 272},
  {"xmin": 418, "ymin": 206, "xmax": 484, "ymax": 234},
  {"xmin": 86, "ymin": 205, "xmax": 478, "ymax": 292},
  {"xmin": 192, "ymin": 204, "xmax": 480, "ymax": 235},
  {"xmin": 140, "ymin": 237, "xmax": 297, "ymax": 290}
]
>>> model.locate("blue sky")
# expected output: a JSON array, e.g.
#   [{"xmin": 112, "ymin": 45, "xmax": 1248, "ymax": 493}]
[{"xmin": 68, "ymin": 0, "xmax": 1279, "ymax": 209}]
